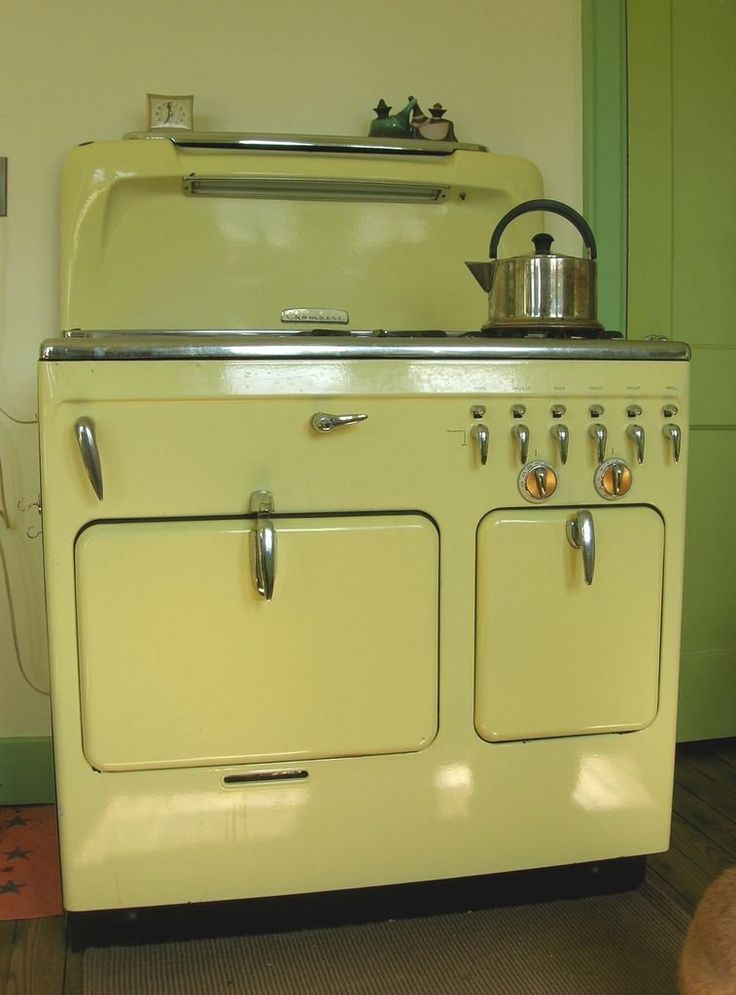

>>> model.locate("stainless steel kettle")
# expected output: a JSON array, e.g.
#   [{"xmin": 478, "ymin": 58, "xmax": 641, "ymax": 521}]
[{"xmin": 466, "ymin": 199, "xmax": 602, "ymax": 332}]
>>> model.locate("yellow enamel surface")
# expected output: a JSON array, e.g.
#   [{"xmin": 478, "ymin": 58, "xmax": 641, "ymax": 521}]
[
  {"xmin": 39, "ymin": 356, "xmax": 689, "ymax": 911},
  {"xmin": 75, "ymin": 515, "xmax": 438, "ymax": 771},
  {"xmin": 475, "ymin": 506, "xmax": 664, "ymax": 741},
  {"xmin": 60, "ymin": 140, "xmax": 543, "ymax": 333}
]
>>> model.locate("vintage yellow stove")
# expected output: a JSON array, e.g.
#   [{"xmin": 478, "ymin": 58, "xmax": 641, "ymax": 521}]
[{"xmin": 38, "ymin": 134, "xmax": 689, "ymax": 914}]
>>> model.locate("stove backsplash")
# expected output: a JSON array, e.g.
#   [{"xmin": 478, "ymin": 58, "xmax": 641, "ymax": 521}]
[{"xmin": 61, "ymin": 138, "xmax": 544, "ymax": 334}]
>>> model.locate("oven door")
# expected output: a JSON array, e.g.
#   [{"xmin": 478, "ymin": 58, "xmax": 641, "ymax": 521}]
[
  {"xmin": 474, "ymin": 505, "xmax": 664, "ymax": 742},
  {"xmin": 75, "ymin": 513, "xmax": 438, "ymax": 771}
]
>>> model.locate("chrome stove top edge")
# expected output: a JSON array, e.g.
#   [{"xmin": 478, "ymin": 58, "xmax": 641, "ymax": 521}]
[{"xmin": 40, "ymin": 334, "xmax": 691, "ymax": 362}]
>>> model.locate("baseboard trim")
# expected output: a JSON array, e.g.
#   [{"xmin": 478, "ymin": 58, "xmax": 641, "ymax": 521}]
[{"xmin": 0, "ymin": 737, "xmax": 55, "ymax": 804}]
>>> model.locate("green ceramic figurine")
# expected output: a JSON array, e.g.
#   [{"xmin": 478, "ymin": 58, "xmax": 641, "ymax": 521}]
[{"xmin": 369, "ymin": 96, "xmax": 418, "ymax": 138}]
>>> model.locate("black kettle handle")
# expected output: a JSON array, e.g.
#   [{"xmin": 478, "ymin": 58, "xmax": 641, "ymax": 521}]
[{"xmin": 489, "ymin": 198, "xmax": 597, "ymax": 260}]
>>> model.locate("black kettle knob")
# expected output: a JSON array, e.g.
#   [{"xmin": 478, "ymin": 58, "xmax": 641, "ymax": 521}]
[{"xmin": 532, "ymin": 233, "xmax": 554, "ymax": 254}]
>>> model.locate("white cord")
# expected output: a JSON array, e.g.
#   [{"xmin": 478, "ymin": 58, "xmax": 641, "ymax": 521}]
[
  {"xmin": 0, "ymin": 406, "xmax": 37, "ymax": 426},
  {"xmin": 0, "ymin": 534, "xmax": 49, "ymax": 696}
]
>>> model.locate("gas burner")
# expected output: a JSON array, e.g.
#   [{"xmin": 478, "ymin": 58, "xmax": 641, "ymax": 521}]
[
  {"xmin": 294, "ymin": 328, "xmax": 450, "ymax": 338},
  {"xmin": 465, "ymin": 327, "xmax": 623, "ymax": 340}
]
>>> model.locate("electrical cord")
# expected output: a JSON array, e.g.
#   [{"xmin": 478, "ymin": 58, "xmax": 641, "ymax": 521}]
[
  {"xmin": 0, "ymin": 444, "xmax": 49, "ymax": 695},
  {"xmin": 0, "ymin": 533, "xmax": 49, "ymax": 696},
  {"xmin": 0, "ymin": 405, "xmax": 37, "ymax": 426}
]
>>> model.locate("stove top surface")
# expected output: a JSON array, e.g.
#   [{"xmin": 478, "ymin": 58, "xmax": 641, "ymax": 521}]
[{"xmin": 268, "ymin": 327, "xmax": 622, "ymax": 341}]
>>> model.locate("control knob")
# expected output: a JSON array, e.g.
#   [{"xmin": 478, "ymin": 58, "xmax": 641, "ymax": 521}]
[
  {"xmin": 519, "ymin": 461, "xmax": 558, "ymax": 502},
  {"xmin": 594, "ymin": 458, "xmax": 632, "ymax": 499}
]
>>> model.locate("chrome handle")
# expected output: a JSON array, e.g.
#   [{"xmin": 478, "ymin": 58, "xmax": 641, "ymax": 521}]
[
  {"xmin": 627, "ymin": 424, "xmax": 645, "ymax": 464},
  {"xmin": 311, "ymin": 412, "xmax": 368, "ymax": 433},
  {"xmin": 470, "ymin": 423, "xmax": 489, "ymax": 466},
  {"xmin": 74, "ymin": 417, "xmax": 103, "ymax": 501},
  {"xmin": 512, "ymin": 424, "xmax": 529, "ymax": 465},
  {"xmin": 588, "ymin": 423, "xmax": 607, "ymax": 464},
  {"xmin": 566, "ymin": 510, "xmax": 595, "ymax": 586},
  {"xmin": 551, "ymin": 424, "xmax": 569, "ymax": 465},
  {"xmin": 249, "ymin": 490, "xmax": 276, "ymax": 601},
  {"xmin": 663, "ymin": 423, "xmax": 682, "ymax": 463}
]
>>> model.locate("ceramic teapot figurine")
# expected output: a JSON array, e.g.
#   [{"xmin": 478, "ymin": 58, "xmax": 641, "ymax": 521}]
[
  {"xmin": 369, "ymin": 96, "xmax": 418, "ymax": 138},
  {"xmin": 413, "ymin": 103, "xmax": 457, "ymax": 142}
]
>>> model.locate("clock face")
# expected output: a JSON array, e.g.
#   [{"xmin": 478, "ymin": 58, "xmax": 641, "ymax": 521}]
[{"xmin": 147, "ymin": 94, "xmax": 193, "ymax": 130}]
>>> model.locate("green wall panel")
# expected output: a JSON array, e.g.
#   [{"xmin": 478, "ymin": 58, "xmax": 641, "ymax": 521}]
[{"xmin": 627, "ymin": 0, "xmax": 736, "ymax": 740}]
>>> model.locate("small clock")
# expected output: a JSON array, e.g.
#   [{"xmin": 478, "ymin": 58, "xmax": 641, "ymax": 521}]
[{"xmin": 147, "ymin": 93, "xmax": 194, "ymax": 131}]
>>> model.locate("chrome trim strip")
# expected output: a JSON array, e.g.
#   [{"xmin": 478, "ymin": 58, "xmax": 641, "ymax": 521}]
[
  {"xmin": 40, "ymin": 335, "xmax": 691, "ymax": 362},
  {"xmin": 123, "ymin": 131, "xmax": 487, "ymax": 155},
  {"xmin": 182, "ymin": 175, "xmax": 449, "ymax": 202}
]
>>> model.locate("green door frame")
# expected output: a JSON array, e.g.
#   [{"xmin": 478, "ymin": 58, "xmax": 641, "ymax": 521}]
[{"xmin": 582, "ymin": 0, "xmax": 628, "ymax": 336}]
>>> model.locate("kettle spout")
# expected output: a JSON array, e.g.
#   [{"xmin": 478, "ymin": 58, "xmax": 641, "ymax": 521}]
[{"xmin": 465, "ymin": 261, "xmax": 494, "ymax": 293}]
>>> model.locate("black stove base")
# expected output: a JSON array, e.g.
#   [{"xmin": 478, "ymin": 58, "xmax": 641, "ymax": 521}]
[{"xmin": 67, "ymin": 855, "xmax": 647, "ymax": 950}]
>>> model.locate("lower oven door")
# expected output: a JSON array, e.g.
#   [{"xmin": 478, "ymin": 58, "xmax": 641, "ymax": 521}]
[
  {"xmin": 74, "ymin": 512, "xmax": 438, "ymax": 771},
  {"xmin": 474, "ymin": 505, "xmax": 664, "ymax": 742}
]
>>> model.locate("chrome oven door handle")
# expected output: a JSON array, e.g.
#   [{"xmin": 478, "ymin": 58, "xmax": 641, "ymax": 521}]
[
  {"xmin": 249, "ymin": 490, "xmax": 276, "ymax": 601},
  {"xmin": 74, "ymin": 417, "xmax": 103, "ymax": 500},
  {"xmin": 566, "ymin": 509, "xmax": 595, "ymax": 585}
]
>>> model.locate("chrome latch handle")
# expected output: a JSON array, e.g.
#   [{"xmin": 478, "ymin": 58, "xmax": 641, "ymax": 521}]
[
  {"xmin": 470, "ymin": 423, "xmax": 489, "ymax": 466},
  {"xmin": 74, "ymin": 417, "xmax": 103, "ymax": 501},
  {"xmin": 566, "ymin": 509, "xmax": 595, "ymax": 586},
  {"xmin": 627, "ymin": 424, "xmax": 646, "ymax": 464},
  {"xmin": 311, "ymin": 412, "xmax": 368, "ymax": 433},
  {"xmin": 512, "ymin": 423, "xmax": 529, "ymax": 465},
  {"xmin": 588, "ymin": 423, "xmax": 607, "ymax": 465},
  {"xmin": 551, "ymin": 424, "xmax": 569, "ymax": 465},
  {"xmin": 249, "ymin": 490, "xmax": 276, "ymax": 601},
  {"xmin": 663, "ymin": 423, "xmax": 682, "ymax": 463}
]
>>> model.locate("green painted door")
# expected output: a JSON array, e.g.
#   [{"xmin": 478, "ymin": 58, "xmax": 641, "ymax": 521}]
[{"xmin": 628, "ymin": 0, "xmax": 736, "ymax": 739}]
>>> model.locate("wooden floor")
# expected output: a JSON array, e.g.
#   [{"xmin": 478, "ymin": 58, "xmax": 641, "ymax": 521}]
[{"xmin": 1, "ymin": 738, "xmax": 734, "ymax": 994}]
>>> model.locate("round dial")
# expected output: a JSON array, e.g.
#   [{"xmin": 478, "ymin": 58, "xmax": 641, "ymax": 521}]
[
  {"xmin": 594, "ymin": 458, "xmax": 633, "ymax": 499},
  {"xmin": 518, "ymin": 461, "xmax": 558, "ymax": 502},
  {"xmin": 147, "ymin": 94, "xmax": 193, "ymax": 130}
]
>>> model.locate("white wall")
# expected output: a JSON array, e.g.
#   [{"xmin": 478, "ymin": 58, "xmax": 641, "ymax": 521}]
[{"xmin": 0, "ymin": 0, "xmax": 582, "ymax": 737}]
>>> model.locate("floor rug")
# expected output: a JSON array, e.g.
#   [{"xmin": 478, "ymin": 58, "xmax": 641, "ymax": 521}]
[
  {"xmin": 82, "ymin": 882, "xmax": 689, "ymax": 995},
  {"xmin": 0, "ymin": 805, "xmax": 63, "ymax": 920}
]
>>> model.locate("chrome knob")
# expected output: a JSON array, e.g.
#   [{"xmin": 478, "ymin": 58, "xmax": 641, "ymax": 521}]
[
  {"xmin": 551, "ymin": 424, "xmax": 569, "ymax": 465},
  {"xmin": 311, "ymin": 412, "xmax": 368, "ymax": 433},
  {"xmin": 470, "ymin": 423, "xmax": 489, "ymax": 466},
  {"xmin": 594, "ymin": 458, "xmax": 633, "ymax": 500},
  {"xmin": 663, "ymin": 423, "xmax": 682, "ymax": 463},
  {"xmin": 512, "ymin": 424, "xmax": 529, "ymax": 465},
  {"xmin": 519, "ymin": 461, "xmax": 558, "ymax": 502},
  {"xmin": 627, "ymin": 424, "xmax": 646, "ymax": 464},
  {"xmin": 588, "ymin": 423, "xmax": 607, "ymax": 464}
]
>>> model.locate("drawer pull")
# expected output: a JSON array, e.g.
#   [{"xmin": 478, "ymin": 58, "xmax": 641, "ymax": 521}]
[
  {"xmin": 249, "ymin": 490, "xmax": 276, "ymax": 601},
  {"xmin": 74, "ymin": 417, "xmax": 103, "ymax": 500}
]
